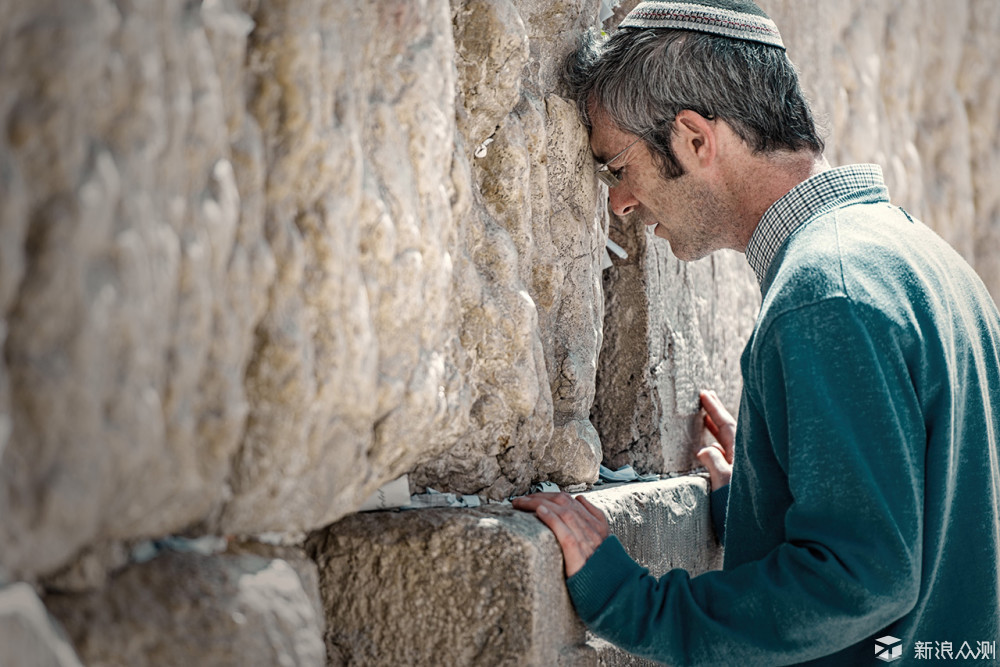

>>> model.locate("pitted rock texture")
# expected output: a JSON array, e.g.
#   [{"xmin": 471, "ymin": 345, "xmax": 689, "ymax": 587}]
[
  {"xmin": 593, "ymin": 240, "xmax": 758, "ymax": 475},
  {"xmin": 45, "ymin": 548, "xmax": 325, "ymax": 667},
  {"xmin": 1, "ymin": 0, "xmax": 266, "ymax": 580},
  {"xmin": 306, "ymin": 506, "xmax": 593, "ymax": 667},
  {"xmin": 583, "ymin": 478, "xmax": 722, "ymax": 667},
  {"xmin": 0, "ymin": 0, "xmax": 607, "ymax": 581},
  {"xmin": 583, "ymin": 476, "xmax": 723, "ymax": 579},
  {"xmin": 230, "ymin": 0, "xmax": 606, "ymax": 519}
]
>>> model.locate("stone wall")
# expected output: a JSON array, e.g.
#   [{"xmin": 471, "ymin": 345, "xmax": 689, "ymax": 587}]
[
  {"xmin": 0, "ymin": 0, "xmax": 611, "ymax": 586},
  {"xmin": 1, "ymin": 0, "xmax": 999, "ymax": 664}
]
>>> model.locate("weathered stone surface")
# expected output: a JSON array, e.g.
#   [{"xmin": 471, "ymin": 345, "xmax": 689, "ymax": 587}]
[
  {"xmin": 0, "ymin": 0, "xmax": 270, "ymax": 579},
  {"xmin": 0, "ymin": 0, "xmax": 608, "ymax": 581},
  {"xmin": 40, "ymin": 541, "xmax": 130, "ymax": 595},
  {"xmin": 220, "ymin": 0, "xmax": 465, "ymax": 532},
  {"xmin": 45, "ymin": 548, "xmax": 325, "ymax": 667},
  {"xmin": 585, "ymin": 476, "xmax": 722, "ymax": 579},
  {"xmin": 452, "ymin": 0, "xmax": 529, "ymax": 152},
  {"xmin": 307, "ymin": 477, "xmax": 719, "ymax": 666},
  {"xmin": 0, "ymin": 583, "xmax": 84, "ymax": 667},
  {"xmin": 409, "ymin": 0, "xmax": 608, "ymax": 495},
  {"xmin": 584, "ymin": 477, "xmax": 722, "ymax": 667},
  {"xmin": 593, "ymin": 237, "xmax": 757, "ymax": 474},
  {"xmin": 592, "ymin": 638, "xmax": 663, "ymax": 667},
  {"xmin": 307, "ymin": 506, "xmax": 594, "ymax": 667}
]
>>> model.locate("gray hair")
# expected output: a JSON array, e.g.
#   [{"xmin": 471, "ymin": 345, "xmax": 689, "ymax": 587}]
[{"xmin": 565, "ymin": 27, "xmax": 825, "ymax": 179}]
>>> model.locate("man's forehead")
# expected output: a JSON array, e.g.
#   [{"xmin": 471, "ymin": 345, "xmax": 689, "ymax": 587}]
[{"xmin": 587, "ymin": 104, "xmax": 632, "ymax": 163}]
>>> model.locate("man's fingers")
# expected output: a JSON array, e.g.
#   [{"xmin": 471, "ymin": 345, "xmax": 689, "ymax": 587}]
[
  {"xmin": 516, "ymin": 494, "xmax": 608, "ymax": 540},
  {"xmin": 576, "ymin": 495, "xmax": 609, "ymax": 528},
  {"xmin": 533, "ymin": 500, "xmax": 577, "ymax": 543},
  {"xmin": 511, "ymin": 492, "xmax": 561, "ymax": 511},
  {"xmin": 562, "ymin": 502, "xmax": 608, "ymax": 549},
  {"xmin": 530, "ymin": 502, "xmax": 588, "ymax": 576},
  {"xmin": 513, "ymin": 492, "xmax": 609, "ymax": 576},
  {"xmin": 700, "ymin": 391, "xmax": 735, "ymax": 432},
  {"xmin": 511, "ymin": 493, "xmax": 556, "ymax": 511},
  {"xmin": 696, "ymin": 444, "xmax": 726, "ymax": 468},
  {"xmin": 700, "ymin": 390, "xmax": 736, "ymax": 461},
  {"xmin": 696, "ymin": 445, "xmax": 733, "ymax": 490},
  {"xmin": 539, "ymin": 494, "xmax": 605, "ymax": 548},
  {"xmin": 704, "ymin": 412, "xmax": 722, "ymax": 440}
]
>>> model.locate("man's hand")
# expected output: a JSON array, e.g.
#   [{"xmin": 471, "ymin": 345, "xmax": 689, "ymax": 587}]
[
  {"xmin": 512, "ymin": 492, "xmax": 610, "ymax": 577},
  {"xmin": 697, "ymin": 390, "xmax": 736, "ymax": 490}
]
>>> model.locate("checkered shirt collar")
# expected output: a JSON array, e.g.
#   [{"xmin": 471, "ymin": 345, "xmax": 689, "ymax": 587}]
[{"xmin": 745, "ymin": 164, "xmax": 889, "ymax": 288}]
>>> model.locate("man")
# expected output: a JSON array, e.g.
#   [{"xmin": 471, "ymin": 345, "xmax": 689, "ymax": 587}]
[{"xmin": 513, "ymin": 1, "xmax": 1000, "ymax": 664}]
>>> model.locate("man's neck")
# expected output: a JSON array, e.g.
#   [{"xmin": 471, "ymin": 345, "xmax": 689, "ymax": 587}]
[{"xmin": 728, "ymin": 150, "xmax": 830, "ymax": 253}]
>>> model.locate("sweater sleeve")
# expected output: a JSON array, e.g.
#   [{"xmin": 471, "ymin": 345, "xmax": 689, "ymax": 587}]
[
  {"xmin": 709, "ymin": 485, "xmax": 729, "ymax": 545},
  {"xmin": 566, "ymin": 296, "xmax": 924, "ymax": 666}
]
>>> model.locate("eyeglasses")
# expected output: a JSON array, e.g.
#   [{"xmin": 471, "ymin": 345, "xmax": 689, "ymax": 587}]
[{"xmin": 595, "ymin": 129, "xmax": 652, "ymax": 188}]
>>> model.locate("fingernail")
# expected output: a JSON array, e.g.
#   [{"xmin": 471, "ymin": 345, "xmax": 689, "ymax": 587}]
[{"xmin": 538, "ymin": 505, "xmax": 549, "ymax": 515}]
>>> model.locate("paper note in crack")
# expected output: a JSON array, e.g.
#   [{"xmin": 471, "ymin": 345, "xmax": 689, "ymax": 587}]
[{"xmin": 359, "ymin": 475, "xmax": 412, "ymax": 511}]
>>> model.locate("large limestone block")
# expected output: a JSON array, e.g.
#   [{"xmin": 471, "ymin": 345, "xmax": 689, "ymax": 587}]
[
  {"xmin": 308, "ymin": 476, "xmax": 721, "ymax": 666},
  {"xmin": 0, "ymin": 0, "xmax": 271, "ymax": 581},
  {"xmin": 593, "ymin": 223, "xmax": 758, "ymax": 474},
  {"xmin": 218, "ymin": 0, "xmax": 463, "ymax": 532},
  {"xmin": 307, "ymin": 506, "xmax": 593, "ymax": 666},
  {"xmin": 583, "ymin": 477, "xmax": 723, "ymax": 667},
  {"xmin": 409, "ymin": 0, "xmax": 608, "ymax": 495},
  {"xmin": 452, "ymin": 0, "xmax": 530, "ymax": 150},
  {"xmin": 225, "ymin": 0, "xmax": 608, "ymax": 526},
  {"xmin": 0, "ymin": 583, "xmax": 84, "ymax": 667},
  {"xmin": 45, "ymin": 548, "xmax": 325, "ymax": 667}
]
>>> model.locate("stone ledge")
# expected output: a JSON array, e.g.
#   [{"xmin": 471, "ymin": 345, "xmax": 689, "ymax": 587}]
[
  {"xmin": 306, "ymin": 475, "xmax": 722, "ymax": 666},
  {"xmin": 584, "ymin": 475, "xmax": 722, "ymax": 579}
]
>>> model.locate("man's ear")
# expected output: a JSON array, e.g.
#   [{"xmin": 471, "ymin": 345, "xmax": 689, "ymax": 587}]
[{"xmin": 673, "ymin": 110, "xmax": 717, "ymax": 169}]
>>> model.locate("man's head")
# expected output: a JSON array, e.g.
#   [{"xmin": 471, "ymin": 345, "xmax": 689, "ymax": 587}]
[
  {"xmin": 565, "ymin": 1, "xmax": 825, "ymax": 259},
  {"xmin": 567, "ymin": 0, "xmax": 823, "ymax": 181}
]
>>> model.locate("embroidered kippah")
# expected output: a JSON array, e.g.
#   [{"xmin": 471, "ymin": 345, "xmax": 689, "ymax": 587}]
[{"xmin": 619, "ymin": 0, "xmax": 785, "ymax": 50}]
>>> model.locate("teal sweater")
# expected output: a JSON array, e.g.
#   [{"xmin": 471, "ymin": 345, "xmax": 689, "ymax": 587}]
[{"xmin": 568, "ymin": 179, "xmax": 1000, "ymax": 665}]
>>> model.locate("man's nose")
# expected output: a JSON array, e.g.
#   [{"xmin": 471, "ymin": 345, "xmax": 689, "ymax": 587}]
[{"xmin": 608, "ymin": 184, "xmax": 639, "ymax": 217}]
